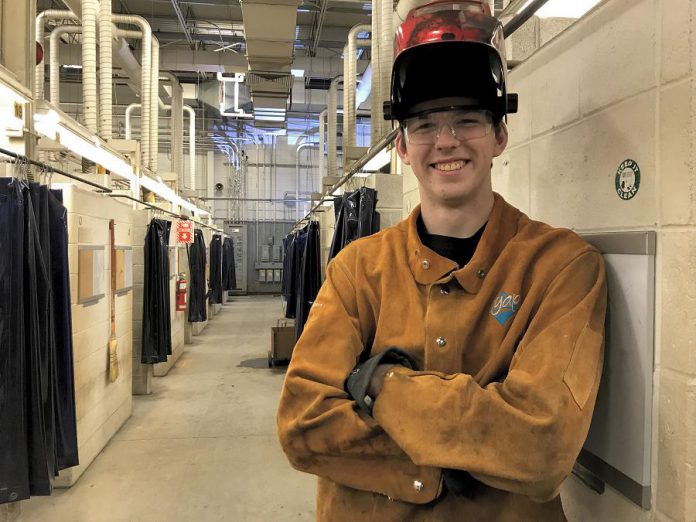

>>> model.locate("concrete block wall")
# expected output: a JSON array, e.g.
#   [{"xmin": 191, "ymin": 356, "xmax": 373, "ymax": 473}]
[
  {"xmin": 490, "ymin": 0, "xmax": 695, "ymax": 520},
  {"xmin": 53, "ymin": 184, "xmax": 134, "ymax": 488}
]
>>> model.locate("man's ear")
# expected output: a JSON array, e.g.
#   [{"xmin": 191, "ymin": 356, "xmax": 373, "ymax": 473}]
[
  {"xmin": 395, "ymin": 130, "xmax": 411, "ymax": 165},
  {"xmin": 493, "ymin": 121, "xmax": 508, "ymax": 158}
]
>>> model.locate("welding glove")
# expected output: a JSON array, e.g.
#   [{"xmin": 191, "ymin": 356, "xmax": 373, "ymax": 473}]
[{"xmin": 344, "ymin": 347, "xmax": 418, "ymax": 416}]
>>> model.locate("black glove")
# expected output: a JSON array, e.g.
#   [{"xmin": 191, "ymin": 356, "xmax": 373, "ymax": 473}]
[
  {"xmin": 443, "ymin": 469, "xmax": 483, "ymax": 498},
  {"xmin": 344, "ymin": 347, "xmax": 417, "ymax": 415}
]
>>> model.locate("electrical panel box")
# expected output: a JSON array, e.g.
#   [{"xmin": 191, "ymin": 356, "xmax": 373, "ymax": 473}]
[
  {"xmin": 260, "ymin": 245, "xmax": 271, "ymax": 262},
  {"xmin": 274, "ymin": 269, "xmax": 281, "ymax": 282},
  {"xmin": 272, "ymin": 245, "xmax": 282, "ymax": 262},
  {"xmin": 574, "ymin": 232, "xmax": 656, "ymax": 509},
  {"xmin": 257, "ymin": 269, "xmax": 267, "ymax": 282}
]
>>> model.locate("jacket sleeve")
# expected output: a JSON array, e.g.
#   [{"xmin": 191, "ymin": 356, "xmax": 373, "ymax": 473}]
[
  {"xmin": 276, "ymin": 256, "xmax": 443, "ymax": 503},
  {"xmin": 372, "ymin": 250, "xmax": 606, "ymax": 502}
]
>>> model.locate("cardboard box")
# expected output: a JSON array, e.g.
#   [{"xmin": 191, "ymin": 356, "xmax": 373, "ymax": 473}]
[{"xmin": 269, "ymin": 323, "xmax": 296, "ymax": 367}]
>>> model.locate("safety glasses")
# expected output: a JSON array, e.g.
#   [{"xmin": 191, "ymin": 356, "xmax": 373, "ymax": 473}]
[{"xmin": 403, "ymin": 109, "xmax": 495, "ymax": 145}]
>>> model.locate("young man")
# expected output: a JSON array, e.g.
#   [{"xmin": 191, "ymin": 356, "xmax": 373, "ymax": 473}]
[{"xmin": 277, "ymin": 1, "xmax": 606, "ymax": 520}]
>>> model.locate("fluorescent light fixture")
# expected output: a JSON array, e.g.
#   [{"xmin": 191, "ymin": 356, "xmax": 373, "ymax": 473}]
[
  {"xmin": 140, "ymin": 174, "xmax": 210, "ymax": 216},
  {"xmin": 291, "ymin": 69, "xmax": 305, "ymax": 78},
  {"xmin": 518, "ymin": 0, "xmax": 602, "ymax": 18},
  {"xmin": 61, "ymin": 64, "xmax": 83, "ymax": 70},
  {"xmin": 353, "ymin": 171, "xmax": 371, "ymax": 178},
  {"xmin": 362, "ymin": 148, "xmax": 390, "ymax": 172}
]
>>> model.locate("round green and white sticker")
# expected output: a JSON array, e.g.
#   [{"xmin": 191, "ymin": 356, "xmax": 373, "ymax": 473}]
[{"xmin": 615, "ymin": 159, "xmax": 640, "ymax": 201}]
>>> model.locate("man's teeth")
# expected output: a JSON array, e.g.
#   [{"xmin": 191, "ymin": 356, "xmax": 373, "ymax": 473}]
[{"xmin": 435, "ymin": 161, "xmax": 466, "ymax": 172}]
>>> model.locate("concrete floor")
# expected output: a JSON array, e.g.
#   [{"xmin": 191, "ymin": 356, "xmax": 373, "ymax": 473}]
[{"xmin": 19, "ymin": 296, "xmax": 316, "ymax": 522}]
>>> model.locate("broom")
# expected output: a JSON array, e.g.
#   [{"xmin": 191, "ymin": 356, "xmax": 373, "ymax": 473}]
[{"xmin": 108, "ymin": 219, "xmax": 120, "ymax": 382}]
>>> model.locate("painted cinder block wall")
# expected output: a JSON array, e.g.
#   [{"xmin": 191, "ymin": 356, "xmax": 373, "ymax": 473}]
[
  {"xmin": 52, "ymin": 185, "xmax": 134, "ymax": 488},
  {"xmin": 402, "ymin": 0, "xmax": 696, "ymax": 520}
]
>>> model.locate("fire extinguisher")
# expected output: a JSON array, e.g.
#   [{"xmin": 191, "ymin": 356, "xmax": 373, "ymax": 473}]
[{"xmin": 176, "ymin": 273, "xmax": 188, "ymax": 312}]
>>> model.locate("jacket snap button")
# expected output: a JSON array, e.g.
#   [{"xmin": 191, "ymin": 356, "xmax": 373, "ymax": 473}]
[
  {"xmin": 421, "ymin": 260, "xmax": 430, "ymax": 269},
  {"xmin": 440, "ymin": 286, "xmax": 449, "ymax": 295},
  {"xmin": 477, "ymin": 269, "xmax": 486, "ymax": 279},
  {"xmin": 436, "ymin": 337, "xmax": 447, "ymax": 347},
  {"xmin": 413, "ymin": 480, "xmax": 424, "ymax": 492}
]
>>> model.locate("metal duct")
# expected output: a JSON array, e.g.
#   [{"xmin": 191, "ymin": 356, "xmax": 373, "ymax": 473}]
[
  {"xmin": 328, "ymin": 76, "xmax": 342, "ymax": 178},
  {"xmin": 161, "ymin": 72, "xmax": 184, "ymax": 185},
  {"xmin": 99, "ymin": 0, "xmax": 113, "ymax": 139},
  {"xmin": 378, "ymin": 0, "xmax": 393, "ymax": 141},
  {"xmin": 49, "ymin": 25, "xmax": 81, "ymax": 105},
  {"xmin": 319, "ymin": 108, "xmax": 327, "ymax": 177},
  {"xmin": 183, "ymin": 105, "xmax": 196, "ymax": 191},
  {"xmin": 370, "ymin": 0, "xmax": 381, "ymax": 145},
  {"xmin": 112, "ymin": 14, "xmax": 152, "ymax": 170},
  {"xmin": 82, "ymin": 0, "xmax": 99, "ymax": 133},
  {"xmin": 150, "ymin": 37, "xmax": 160, "ymax": 172},
  {"xmin": 343, "ymin": 24, "xmax": 371, "ymax": 150},
  {"xmin": 35, "ymin": 10, "xmax": 79, "ymax": 101},
  {"xmin": 240, "ymin": 0, "xmax": 300, "ymax": 123}
]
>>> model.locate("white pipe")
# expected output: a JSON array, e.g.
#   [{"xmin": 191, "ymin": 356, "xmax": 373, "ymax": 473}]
[
  {"xmin": 296, "ymin": 144, "xmax": 317, "ymax": 206},
  {"xmin": 184, "ymin": 105, "xmax": 196, "ymax": 191},
  {"xmin": 125, "ymin": 103, "xmax": 139, "ymax": 139},
  {"xmin": 318, "ymin": 108, "xmax": 327, "ymax": 178},
  {"xmin": 49, "ymin": 25, "xmax": 81, "ymax": 105},
  {"xmin": 35, "ymin": 10, "xmax": 79, "ymax": 101},
  {"xmin": 161, "ymin": 72, "xmax": 184, "ymax": 184},
  {"xmin": 150, "ymin": 37, "xmax": 160, "ymax": 172},
  {"xmin": 344, "ymin": 24, "xmax": 372, "ymax": 150},
  {"xmin": 379, "ymin": 0, "xmax": 393, "ymax": 141},
  {"xmin": 112, "ymin": 14, "xmax": 151, "ymax": 170},
  {"xmin": 99, "ymin": 0, "xmax": 113, "ymax": 139},
  {"xmin": 371, "ymin": 0, "xmax": 381, "ymax": 145},
  {"xmin": 328, "ymin": 76, "xmax": 342, "ymax": 178},
  {"xmin": 82, "ymin": 0, "xmax": 99, "ymax": 133},
  {"xmin": 114, "ymin": 29, "xmax": 142, "ymax": 38}
]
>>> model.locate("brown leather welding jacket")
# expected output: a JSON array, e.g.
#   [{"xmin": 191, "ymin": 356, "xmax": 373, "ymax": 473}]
[{"xmin": 277, "ymin": 193, "xmax": 607, "ymax": 521}]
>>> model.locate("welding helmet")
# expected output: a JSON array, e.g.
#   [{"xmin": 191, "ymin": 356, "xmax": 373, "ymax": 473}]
[{"xmin": 385, "ymin": 0, "xmax": 518, "ymax": 122}]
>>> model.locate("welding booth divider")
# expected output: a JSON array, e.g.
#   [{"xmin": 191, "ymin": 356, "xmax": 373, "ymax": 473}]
[
  {"xmin": 141, "ymin": 218, "xmax": 173, "ymax": 364},
  {"xmin": 187, "ymin": 229, "xmax": 208, "ymax": 323},
  {"xmin": 0, "ymin": 177, "xmax": 79, "ymax": 506}
]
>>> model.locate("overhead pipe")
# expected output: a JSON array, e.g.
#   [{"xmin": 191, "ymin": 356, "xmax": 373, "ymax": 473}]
[
  {"xmin": 378, "ymin": 0, "xmax": 393, "ymax": 141},
  {"xmin": 296, "ymin": 143, "xmax": 317, "ymax": 207},
  {"xmin": 343, "ymin": 24, "xmax": 371, "ymax": 150},
  {"xmin": 370, "ymin": 0, "xmax": 381, "ymax": 145},
  {"xmin": 99, "ymin": 0, "xmax": 113, "ymax": 139},
  {"xmin": 183, "ymin": 105, "xmax": 196, "ymax": 192},
  {"xmin": 125, "ymin": 103, "xmax": 140, "ymax": 139},
  {"xmin": 49, "ymin": 25, "xmax": 82, "ymax": 105},
  {"xmin": 161, "ymin": 71, "xmax": 185, "ymax": 184},
  {"xmin": 35, "ymin": 10, "xmax": 79, "ymax": 101},
  {"xmin": 318, "ymin": 108, "xmax": 327, "ymax": 177},
  {"xmin": 112, "ymin": 14, "xmax": 152, "ymax": 170},
  {"xmin": 150, "ymin": 37, "xmax": 160, "ymax": 172},
  {"xmin": 327, "ymin": 76, "xmax": 342, "ymax": 178},
  {"xmin": 82, "ymin": 0, "xmax": 99, "ymax": 133}
]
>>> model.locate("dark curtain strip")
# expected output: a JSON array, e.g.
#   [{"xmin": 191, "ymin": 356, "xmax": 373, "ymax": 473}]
[
  {"xmin": 209, "ymin": 234, "xmax": 223, "ymax": 304},
  {"xmin": 0, "ymin": 178, "xmax": 79, "ymax": 505},
  {"xmin": 222, "ymin": 238, "xmax": 237, "ymax": 291},
  {"xmin": 141, "ymin": 218, "xmax": 172, "ymax": 364},
  {"xmin": 187, "ymin": 229, "xmax": 208, "ymax": 322},
  {"xmin": 328, "ymin": 187, "xmax": 380, "ymax": 263}
]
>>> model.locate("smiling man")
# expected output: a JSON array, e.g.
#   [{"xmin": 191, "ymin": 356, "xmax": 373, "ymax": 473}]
[{"xmin": 277, "ymin": 1, "xmax": 607, "ymax": 521}]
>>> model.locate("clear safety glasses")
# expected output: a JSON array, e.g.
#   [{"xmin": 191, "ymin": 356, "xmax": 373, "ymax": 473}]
[{"xmin": 403, "ymin": 109, "xmax": 495, "ymax": 145}]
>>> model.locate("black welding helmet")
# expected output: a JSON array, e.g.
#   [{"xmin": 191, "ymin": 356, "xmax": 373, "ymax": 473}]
[{"xmin": 385, "ymin": 0, "xmax": 518, "ymax": 121}]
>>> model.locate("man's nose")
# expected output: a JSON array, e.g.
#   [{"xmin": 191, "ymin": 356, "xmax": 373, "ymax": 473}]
[{"xmin": 435, "ymin": 124, "xmax": 459, "ymax": 148}]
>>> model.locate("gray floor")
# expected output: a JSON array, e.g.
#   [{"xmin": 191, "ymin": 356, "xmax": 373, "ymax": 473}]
[{"xmin": 20, "ymin": 296, "xmax": 316, "ymax": 522}]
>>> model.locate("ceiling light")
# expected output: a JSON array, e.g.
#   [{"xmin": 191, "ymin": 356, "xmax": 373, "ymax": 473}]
[
  {"xmin": 353, "ymin": 171, "xmax": 371, "ymax": 178},
  {"xmin": 291, "ymin": 69, "xmax": 305, "ymax": 78}
]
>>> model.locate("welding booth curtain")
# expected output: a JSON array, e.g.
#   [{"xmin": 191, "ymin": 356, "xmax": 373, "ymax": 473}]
[
  {"xmin": 0, "ymin": 178, "xmax": 79, "ymax": 505},
  {"xmin": 222, "ymin": 237, "xmax": 236, "ymax": 291},
  {"xmin": 281, "ymin": 221, "xmax": 321, "ymax": 340},
  {"xmin": 328, "ymin": 187, "xmax": 380, "ymax": 262},
  {"xmin": 187, "ymin": 229, "xmax": 208, "ymax": 322},
  {"xmin": 209, "ymin": 234, "xmax": 223, "ymax": 304},
  {"xmin": 141, "ymin": 218, "xmax": 172, "ymax": 364}
]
